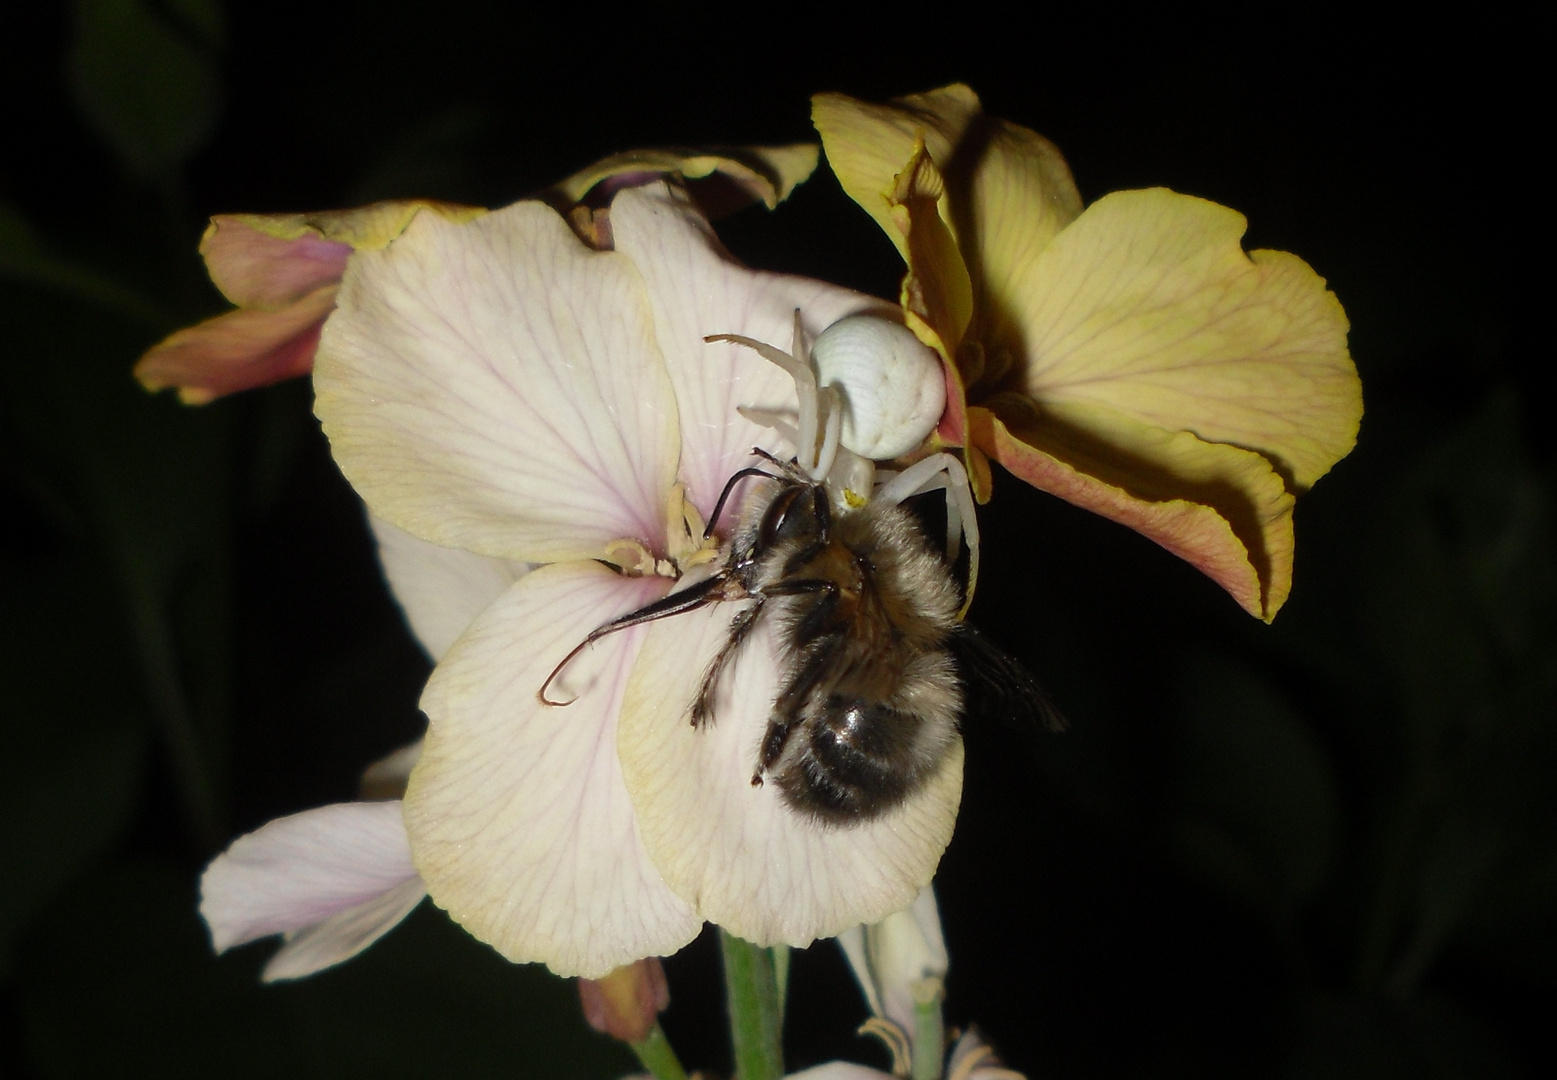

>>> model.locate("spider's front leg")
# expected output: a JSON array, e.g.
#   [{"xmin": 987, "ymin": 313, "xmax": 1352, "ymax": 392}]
[{"xmin": 874, "ymin": 452, "xmax": 980, "ymax": 595}]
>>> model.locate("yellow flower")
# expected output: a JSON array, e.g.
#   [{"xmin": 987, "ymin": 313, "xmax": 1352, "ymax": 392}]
[{"xmin": 813, "ymin": 85, "xmax": 1361, "ymax": 620}]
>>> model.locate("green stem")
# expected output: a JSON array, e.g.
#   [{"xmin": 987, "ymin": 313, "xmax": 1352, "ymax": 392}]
[
  {"xmin": 911, "ymin": 989, "xmax": 945, "ymax": 1080},
  {"xmin": 772, "ymin": 945, "xmax": 790, "ymax": 1028},
  {"xmin": 631, "ymin": 1022, "xmax": 689, "ymax": 1080},
  {"xmin": 720, "ymin": 929, "xmax": 784, "ymax": 1080}
]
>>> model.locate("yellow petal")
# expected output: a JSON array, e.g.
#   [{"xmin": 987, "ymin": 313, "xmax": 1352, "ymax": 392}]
[
  {"xmin": 971, "ymin": 403, "xmax": 1296, "ymax": 620},
  {"xmin": 1003, "ymin": 188, "xmax": 1360, "ymax": 491},
  {"xmin": 202, "ymin": 200, "xmax": 484, "ymax": 308},
  {"xmin": 960, "ymin": 119, "xmax": 1084, "ymax": 353},
  {"xmin": 812, "ymin": 84, "xmax": 983, "ymax": 260},
  {"xmin": 813, "ymin": 84, "xmax": 1083, "ymax": 305},
  {"xmin": 888, "ymin": 140, "xmax": 973, "ymax": 363},
  {"xmin": 541, "ymin": 144, "xmax": 820, "ymax": 213},
  {"xmin": 883, "ymin": 142, "xmax": 979, "ymax": 481}
]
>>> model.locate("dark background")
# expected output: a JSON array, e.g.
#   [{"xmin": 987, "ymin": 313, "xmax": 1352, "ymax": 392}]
[{"xmin": 1, "ymin": 4, "xmax": 1547, "ymax": 1077}]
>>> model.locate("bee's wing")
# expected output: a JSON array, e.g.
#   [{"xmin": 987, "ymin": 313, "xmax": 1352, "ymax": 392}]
[{"xmin": 946, "ymin": 622, "xmax": 1067, "ymax": 734}]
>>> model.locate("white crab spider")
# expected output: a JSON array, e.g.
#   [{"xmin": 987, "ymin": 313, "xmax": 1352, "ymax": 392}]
[{"xmin": 707, "ymin": 311, "xmax": 979, "ymax": 589}]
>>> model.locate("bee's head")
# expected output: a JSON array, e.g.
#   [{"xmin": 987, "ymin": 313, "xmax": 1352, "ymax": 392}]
[{"xmin": 756, "ymin": 480, "xmax": 829, "ymax": 552}]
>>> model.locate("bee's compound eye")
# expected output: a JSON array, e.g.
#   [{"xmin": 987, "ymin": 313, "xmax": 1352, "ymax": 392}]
[
  {"xmin": 759, "ymin": 483, "xmax": 811, "ymax": 548},
  {"xmin": 812, "ymin": 315, "xmax": 945, "ymax": 461}
]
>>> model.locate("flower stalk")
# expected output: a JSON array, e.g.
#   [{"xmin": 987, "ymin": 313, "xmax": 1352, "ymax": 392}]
[
  {"xmin": 911, "ymin": 985, "xmax": 945, "ymax": 1080},
  {"xmin": 631, "ymin": 1022, "xmax": 690, "ymax": 1080},
  {"xmin": 721, "ymin": 929, "xmax": 786, "ymax": 1080}
]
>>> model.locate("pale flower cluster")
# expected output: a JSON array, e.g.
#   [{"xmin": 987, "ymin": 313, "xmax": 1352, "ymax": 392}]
[{"xmin": 186, "ymin": 84, "xmax": 1357, "ymax": 1005}]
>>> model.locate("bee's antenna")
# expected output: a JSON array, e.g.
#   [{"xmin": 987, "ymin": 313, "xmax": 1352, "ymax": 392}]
[
  {"xmin": 703, "ymin": 465, "xmax": 779, "ymax": 541},
  {"xmin": 537, "ymin": 574, "xmax": 731, "ymax": 706},
  {"xmin": 538, "ymin": 636, "xmax": 597, "ymax": 706}
]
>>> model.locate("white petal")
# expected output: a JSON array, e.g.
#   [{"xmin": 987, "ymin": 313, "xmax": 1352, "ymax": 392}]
[
  {"xmin": 369, "ymin": 515, "xmax": 527, "ymax": 662},
  {"xmin": 261, "ymin": 876, "xmax": 427, "ymax": 982},
  {"xmin": 315, "ymin": 201, "xmax": 681, "ymax": 563},
  {"xmin": 835, "ymin": 925, "xmax": 883, "ymax": 1017},
  {"xmin": 405, "ymin": 562, "xmax": 702, "ymax": 978},
  {"xmin": 609, "ymin": 183, "xmax": 896, "ymax": 522},
  {"xmin": 871, "ymin": 886, "xmax": 949, "ymax": 1036},
  {"xmin": 788, "ymin": 1065, "xmax": 893, "ymax": 1080},
  {"xmin": 200, "ymin": 801, "xmax": 418, "ymax": 951},
  {"xmin": 618, "ymin": 606, "xmax": 962, "ymax": 947},
  {"xmin": 839, "ymin": 885, "xmax": 948, "ymax": 1032}
]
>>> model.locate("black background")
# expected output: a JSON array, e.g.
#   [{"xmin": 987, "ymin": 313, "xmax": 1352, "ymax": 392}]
[{"xmin": 1, "ymin": 4, "xmax": 1547, "ymax": 1077}]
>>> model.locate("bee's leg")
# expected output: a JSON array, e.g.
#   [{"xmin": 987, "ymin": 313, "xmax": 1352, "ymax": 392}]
[
  {"xmin": 694, "ymin": 575, "xmax": 836, "ymax": 728},
  {"xmin": 691, "ymin": 596, "xmax": 766, "ymax": 728},
  {"xmin": 752, "ymin": 646, "xmax": 833, "ymax": 786}
]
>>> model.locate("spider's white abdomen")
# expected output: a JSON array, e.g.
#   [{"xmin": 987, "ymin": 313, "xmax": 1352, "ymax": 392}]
[{"xmin": 812, "ymin": 315, "xmax": 945, "ymax": 461}]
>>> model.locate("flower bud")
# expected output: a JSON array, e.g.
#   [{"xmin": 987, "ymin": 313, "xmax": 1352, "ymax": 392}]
[{"xmin": 577, "ymin": 957, "xmax": 670, "ymax": 1043}]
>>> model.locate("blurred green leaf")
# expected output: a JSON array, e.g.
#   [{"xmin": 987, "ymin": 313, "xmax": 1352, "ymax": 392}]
[
  {"xmin": 0, "ymin": 539, "xmax": 149, "ymax": 979},
  {"xmin": 1361, "ymin": 393, "xmax": 1556, "ymax": 738},
  {"xmin": 1281, "ymin": 993, "xmax": 1530, "ymax": 1080},
  {"xmin": 1352, "ymin": 392, "xmax": 1557, "ymax": 993},
  {"xmin": 0, "ymin": 200, "xmax": 170, "ymax": 327},
  {"xmin": 2, "ymin": 282, "xmax": 234, "ymax": 849},
  {"xmin": 66, "ymin": 0, "xmax": 224, "ymax": 181},
  {"xmin": 12, "ymin": 859, "xmax": 637, "ymax": 1079},
  {"xmin": 1168, "ymin": 653, "xmax": 1340, "ymax": 931}
]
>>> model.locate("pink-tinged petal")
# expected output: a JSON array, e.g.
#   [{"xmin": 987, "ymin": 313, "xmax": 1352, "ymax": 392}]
[
  {"xmin": 201, "ymin": 217, "xmax": 350, "ymax": 309},
  {"xmin": 618, "ymin": 607, "xmax": 962, "ymax": 948},
  {"xmin": 133, "ymin": 284, "xmax": 336, "ymax": 403},
  {"xmin": 203, "ymin": 201, "xmax": 485, "ymax": 308},
  {"xmin": 200, "ymin": 801, "xmax": 419, "ymax": 952},
  {"xmin": 970, "ymin": 404, "xmax": 1295, "ymax": 620},
  {"xmin": 542, "ymin": 144, "xmax": 820, "ymax": 214},
  {"xmin": 405, "ymin": 562, "xmax": 702, "ymax": 978},
  {"xmin": 1006, "ymin": 188, "xmax": 1359, "ymax": 492},
  {"xmin": 609, "ymin": 183, "xmax": 896, "ymax": 520},
  {"xmin": 368, "ymin": 516, "xmax": 528, "ymax": 662},
  {"xmin": 314, "ymin": 201, "xmax": 681, "ymax": 564},
  {"xmin": 261, "ymin": 877, "xmax": 427, "ymax": 982}
]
